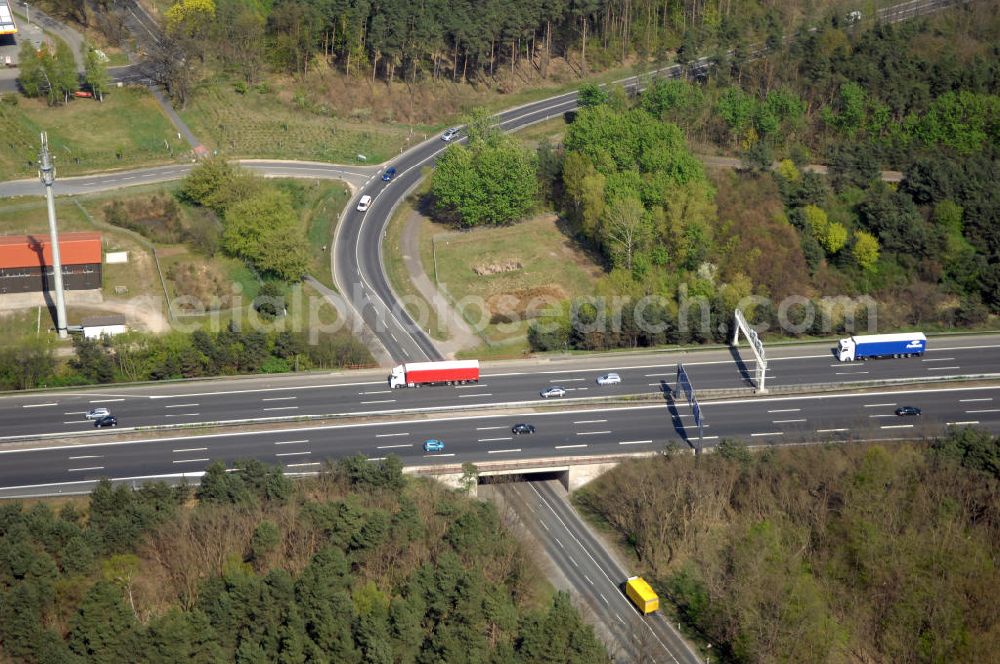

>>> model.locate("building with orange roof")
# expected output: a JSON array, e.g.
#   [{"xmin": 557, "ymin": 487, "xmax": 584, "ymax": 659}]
[{"xmin": 0, "ymin": 233, "xmax": 102, "ymax": 294}]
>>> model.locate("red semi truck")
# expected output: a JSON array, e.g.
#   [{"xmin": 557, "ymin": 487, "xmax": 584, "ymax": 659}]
[{"xmin": 388, "ymin": 360, "xmax": 480, "ymax": 388}]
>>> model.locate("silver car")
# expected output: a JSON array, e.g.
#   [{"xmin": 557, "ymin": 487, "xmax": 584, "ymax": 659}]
[
  {"xmin": 540, "ymin": 386, "xmax": 567, "ymax": 398},
  {"xmin": 86, "ymin": 407, "xmax": 111, "ymax": 420},
  {"xmin": 596, "ymin": 373, "xmax": 621, "ymax": 386},
  {"xmin": 442, "ymin": 127, "xmax": 460, "ymax": 142}
]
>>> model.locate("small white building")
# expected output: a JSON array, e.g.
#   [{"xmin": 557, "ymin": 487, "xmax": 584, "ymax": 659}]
[{"xmin": 81, "ymin": 314, "xmax": 127, "ymax": 339}]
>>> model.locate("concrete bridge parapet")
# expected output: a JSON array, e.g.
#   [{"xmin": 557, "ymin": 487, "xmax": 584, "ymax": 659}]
[{"xmin": 404, "ymin": 452, "xmax": 662, "ymax": 497}]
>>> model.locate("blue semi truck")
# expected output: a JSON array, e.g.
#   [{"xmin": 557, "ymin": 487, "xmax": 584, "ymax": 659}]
[{"xmin": 837, "ymin": 332, "xmax": 926, "ymax": 361}]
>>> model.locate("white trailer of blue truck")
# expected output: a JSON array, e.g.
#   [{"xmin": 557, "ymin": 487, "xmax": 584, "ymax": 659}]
[{"xmin": 837, "ymin": 332, "xmax": 926, "ymax": 361}]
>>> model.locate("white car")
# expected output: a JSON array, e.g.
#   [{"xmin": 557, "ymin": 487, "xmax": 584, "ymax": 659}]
[
  {"xmin": 441, "ymin": 127, "xmax": 460, "ymax": 142},
  {"xmin": 85, "ymin": 407, "xmax": 111, "ymax": 420},
  {"xmin": 356, "ymin": 195, "xmax": 372, "ymax": 212},
  {"xmin": 596, "ymin": 373, "xmax": 621, "ymax": 386},
  {"xmin": 540, "ymin": 386, "xmax": 567, "ymax": 398}
]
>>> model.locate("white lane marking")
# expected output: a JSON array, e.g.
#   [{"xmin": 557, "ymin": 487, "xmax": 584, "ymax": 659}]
[
  {"xmin": 881, "ymin": 424, "xmax": 914, "ymax": 429},
  {"xmin": 164, "ymin": 403, "xmax": 199, "ymax": 408},
  {"xmin": 751, "ymin": 432, "xmax": 784, "ymax": 437},
  {"xmin": 63, "ymin": 420, "xmax": 88, "ymax": 424},
  {"xmin": 965, "ymin": 409, "xmax": 1000, "ymax": 413},
  {"xmin": 576, "ymin": 431, "xmax": 611, "ymax": 436},
  {"xmin": 458, "ymin": 393, "xmax": 493, "ymax": 398},
  {"xmin": 555, "ymin": 378, "xmax": 585, "ymax": 382},
  {"xmin": 772, "ymin": 418, "xmax": 807, "ymax": 424},
  {"xmin": 454, "ymin": 384, "xmax": 488, "ymax": 389},
  {"xmin": 922, "ymin": 357, "xmax": 955, "ymax": 362},
  {"xmin": 817, "ymin": 428, "xmax": 849, "ymax": 433},
  {"xmin": 767, "ymin": 408, "xmax": 800, "ymax": 413},
  {"xmin": 274, "ymin": 439, "xmax": 309, "ymax": 445},
  {"xmin": 478, "ymin": 437, "xmax": 512, "ymax": 442},
  {"xmin": 64, "ymin": 412, "xmax": 85, "ymax": 415},
  {"xmin": 869, "ymin": 414, "xmax": 896, "ymax": 418},
  {"xmin": 68, "ymin": 466, "xmax": 104, "ymax": 472},
  {"xmin": 554, "ymin": 537, "xmax": 564, "ymax": 549},
  {"xmin": 836, "ymin": 371, "xmax": 870, "ymax": 375},
  {"xmin": 23, "ymin": 403, "xmax": 57, "ymax": 408},
  {"xmin": 865, "ymin": 403, "xmax": 896, "ymax": 407},
  {"xmin": 927, "ymin": 366, "xmax": 961, "ymax": 371},
  {"xmin": 476, "ymin": 426, "xmax": 506, "ymax": 430},
  {"xmin": 172, "ymin": 458, "xmax": 210, "ymax": 464},
  {"xmin": 424, "ymin": 453, "xmax": 455, "ymax": 458},
  {"xmin": 90, "ymin": 398, "xmax": 124, "ymax": 403},
  {"xmin": 584, "ymin": 574, "xmax": 594, "ymax": 585},
  {"xmin": 368, "ymin": 456, "xmax": 386, "ymax": 462},
  {"xmin": 960, "ymin": 398, "xmax": 993, "ymax": 402},
  {"xmin": 487, "ymin": 449, "xmax": 521, "ymax": 454},
  {"xmin": 555, "ymin": 444, "xmax": 588, "ymax": 450},
  {"xmin": 540, "ymin": 521, "xmax": 549, "ymax": 531},
  {"xmin": 263, "ymin": 406, "xmax": 299, "ymax": 411},
  {"xmin": 275, "ymin": 451, "xmax": 311, "ymax": 457},
  {"xmin": 616, "ymin": 614, "xmax": 625, "ymax": 625},
  {"xmin": 172, "ymin": 447, "xmax": 207, "ymax": 453},
  {"xmin": 68, "ymin": 455, "xmax": 102, "ymax": 460},
  {"xmin": 359, "ymin": 390, "xmax": 392, "ymax": 395},
  {"xmin": 699, "ymin": 435, "xmax": 719, "ymax": 440},
  {"xmin": 947, "ymin": 421, "xmax": 979, "ymax": 426},
  {"xmin": 377, "ymin": 443, "xmax": 412, "ymax": 449},
  {"xmin": 573, "ymin": 419, "xmax": 607, "ymax": 424},
  {"xmin": 644, "ymin": 373, "xmax": 671, "ymax": 377},
  {"xmin": 165, "ymin": 413, "xmax": 201, "ymax": 417},
  {"xmin": 361, "ymin": 399, "xmax": 396, "ymax": 404},
  {"xmin": 600, "ymin": 593, "xmax": 609, "ymax": 605},
  {"xmin": 375, "ymin": 432, "xmax": 409, "ymax": 438},
  {"xmin": 569, "ymin": 556, "xmax": 579, "ymax": 569},
  {"xmin": 649, "ymin": 382, "xmax": 668, "ymax": 386},
  {"xmin": 286, "ymin": 462, "xmax": 322, "ymax": 468},
  {"xmin": 261, "ymin": 396, "xmax": 297, "ymax": 402},
  {"xmin": 619, "ymin": 440, "xmax": 653, "ymax": 445}
]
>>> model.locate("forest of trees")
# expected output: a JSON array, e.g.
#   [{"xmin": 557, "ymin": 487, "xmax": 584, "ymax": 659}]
[
  {"xmin": 0, "ymin": 456, "xmax": 609, "ymax": 663},
  {"xmin": 575, "ymin": 429, "xmax": 1000, "ymax": 662},
  {"xmin": 524, "ymin": 7, "xmax": 997, "ymax": 352}
]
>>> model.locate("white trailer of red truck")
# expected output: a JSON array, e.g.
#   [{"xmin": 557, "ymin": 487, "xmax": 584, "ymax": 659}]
[{"xmin": 388, "ymin": 360, "xmax": 480, "ymax": 388}]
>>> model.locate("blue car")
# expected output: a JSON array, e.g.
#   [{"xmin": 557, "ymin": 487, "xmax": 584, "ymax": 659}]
[
  {"xmin": 382, "ymin": 167, "xmax": 397, "ymax": 181},
  {"xmin": 423, "ymin": 439, "xmax": 445, "ymax": 452}
]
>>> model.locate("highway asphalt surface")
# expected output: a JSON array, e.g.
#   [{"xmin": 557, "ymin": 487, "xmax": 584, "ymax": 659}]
[
  {"xmin": 2, "ymin": 337, "xmax": 998, "ymax": 440},
  {"xmin": 2, "ymin": 383, "xmax": 998, "ymax": 496},
  {"xmin": 487, "ymin": 480, "xmax": 702, "ymax": 663}
]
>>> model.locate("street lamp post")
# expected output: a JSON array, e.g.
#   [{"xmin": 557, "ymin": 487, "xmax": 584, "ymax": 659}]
[{"xmin": 38, "ymin": 133, "xmax": 68, "ymax": 339}]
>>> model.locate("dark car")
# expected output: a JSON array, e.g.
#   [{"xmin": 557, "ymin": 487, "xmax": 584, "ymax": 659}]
[
  {"xmin": 895, "ymin": 406, "xmax": 922, "ymax": 416},
  {"xmin": 512, "ymin": 423, "xmax": 535, "ymax": 435},
  {"xmin": 382, "ymin": 166, "xmax": 397, "ymax": 181},
  {"xmin": 94, "ymin": 415, "xmax": 118, "ymax": 428}
]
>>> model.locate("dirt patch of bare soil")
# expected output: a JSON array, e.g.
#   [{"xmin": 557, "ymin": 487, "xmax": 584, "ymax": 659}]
[{"xmin": 486, "ymin": 284, "xmax": 567, "ymax": 324}]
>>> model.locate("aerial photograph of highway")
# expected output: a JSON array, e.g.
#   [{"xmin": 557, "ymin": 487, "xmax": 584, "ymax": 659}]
[{"xmin": 0, "ymin": 0, "xmax": 996, "ymax": 661}]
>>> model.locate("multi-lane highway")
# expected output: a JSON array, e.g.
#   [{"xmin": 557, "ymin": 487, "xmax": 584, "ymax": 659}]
[
  {"xmin": 2, "ymin": 382, "xmax": 998, "ymax": 495},
  {"xmin": 2, "ymin": 338, "xmax": 998, "ymax": 440}
]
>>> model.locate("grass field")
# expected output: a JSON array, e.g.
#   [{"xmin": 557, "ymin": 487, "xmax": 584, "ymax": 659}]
[
  {"xmin": 179, "ymin": 82, "xmax": 434, "ymax": 165},
  {"xmin": 300, "ymin": 180, "xmax": 351, "ymax": 289},
  {"xmin": 422, "ymin": 214, "xmax": 603, "ymax": 350},
  {"xmin": 384, "ymin": 198, "xmax": 449, "ymax": 342},
  {"xmin": 0, "ymin": 88, "xmax": 190, "ymax": 180}
]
